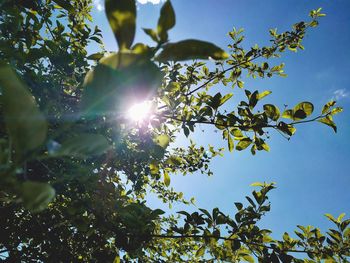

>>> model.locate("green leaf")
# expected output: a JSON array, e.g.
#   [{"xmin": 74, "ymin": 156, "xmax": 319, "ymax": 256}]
[
  {"xmin": 54, "ymin": 134, "xmax": 110, "ymax": 158},
  {"xmin": 157, "ymin": 0, "xmax": 175, "ymax": 42},
  {"xmin": 263, "ymin": 104, "xmax": 280, "ymax": 121},
  {"xmin": 155, "ymin": 39, "xmax": 229, "ymax": 62},
  {"xmin": 318, "ymin": 115, "xmax": 337, "ymax": 133},
  {"xmin": 250, "ymin": 182, "xmax": 264, "ymax": 187},
  {"xmin": 228, "ymin": 133, "xmax": 234, "ymax": 152},
  {"xmin": 237, "ymin": 80, "xmax": 244, "ymax": 89},
  {"xmin": 322, "ymin": 100, "xmax": 336, "ymax": 114},
  {"xmin": 330, "ymin": 107, "xmax": 343, "ymax": 115},
  {"xmin": 325, "ymin": 213, "xmax": 337, "ymax": 224},
  {"xmin": 105, "ymin": 0, "xmax": 136, "ymax": 49},
  {"xmin": 236, "ymin": 138, "xmax": 252, "ymax": 151},
  {"xmin": 220, "ymin": 93, "xmax": 233, "ymax": 106},
  {"xmin": 196, "ymin": 246, "xmax": 205, "ymax": 257},
  {"xmin": 164, "ymin": 171, "xmax": 170, "ymax": 186},
  {"xmin": 113, "ymin": 255, "xmax": 121, "ymax": 263},
  {"xmin": 87, "ymin": 53, "xmax": 104, "ymax": 61},
  {"xmin": 277, "ymin": 122, "xmax": 296, "ymax": 136},
  {"xmin": 230, "ymin": 128, "xmax": 244, "ymax": 139},
  {"xmin": 143, "ymin": 28, "xmax": 159, "ymax": 42},
  {"xmin": 21, "ymin": 181, "xmax": 55, "ymax": 213},
  {"xmin": 261, "ymin": 142, "xmax": 270, "ymax": 152},
  {"xmin": 337, "ymin": 213, "xmax": 345, "ymax": 223},
  {"xmin": 257, "ymin": 90, "xmax": 272, "ymax": 100},
  {"xmin": 53, "ymin": 0, "xmax": 74, "ymax": 12},
  {"xmin": 242, "ymin": 254, "xmax": 254, "ymax": 263},
  {"xmin": 249, "ymin": 90, "xmax": 259, "ymax": 109},
  {"xmin": 293, "ymin": 101, "xmax": 314, "ymax": 120},
  {"xmin": 155, "ymin": 134, "xmax": 170, "ymax": 149},
  {"xmin": 0, "ymin": 63, "xmax": 47, "ymax": 160},
  {"xmin": 282, "ymin": 109, "xmax": 294, "ymax": 119},
  {"xmin": 149, "ymin": 161, "xmax": 159, "ymax": 176}
]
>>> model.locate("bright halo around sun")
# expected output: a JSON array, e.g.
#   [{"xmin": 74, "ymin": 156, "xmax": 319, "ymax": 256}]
[{"xmin": 127, "ymin": 101, "xmax": 153, "ymax": 123}]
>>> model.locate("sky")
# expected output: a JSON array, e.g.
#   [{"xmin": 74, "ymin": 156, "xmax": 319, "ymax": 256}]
[{"xmin": 90, "ymin": 0, "xmax": 350, "ymax": 238}]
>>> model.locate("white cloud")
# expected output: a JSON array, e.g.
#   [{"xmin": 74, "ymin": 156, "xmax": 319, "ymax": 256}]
[
  {"xmin": 93, "ymin": 0, "xmax": 104, "ymax": 11},
  {"xmin": 332, "ymin": 88, "xmax": 349, "ymax": 101},
  {"xmin": 137, "ymin": 0, "xmax": 165, "ymax": 4}
]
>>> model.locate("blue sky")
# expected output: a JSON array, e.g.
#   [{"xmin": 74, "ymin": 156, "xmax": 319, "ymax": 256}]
[{"xmin": 91, "ymin": 0, "xmax": 350, "ymax": 238}]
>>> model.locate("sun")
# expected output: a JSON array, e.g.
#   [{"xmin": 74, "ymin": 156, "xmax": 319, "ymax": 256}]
[{"xmin": 126, "ymin": 101, "xmax": 153, "ymax": 122}]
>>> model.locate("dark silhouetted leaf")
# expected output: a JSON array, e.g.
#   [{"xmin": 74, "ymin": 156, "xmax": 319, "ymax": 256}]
[
  {"xmin": 21, "ymin": 181, "xmax": 55, "ymax": 213},
  {"xmin": 155, "ymin": 39, "xmax": 229, "ymax": 62}
]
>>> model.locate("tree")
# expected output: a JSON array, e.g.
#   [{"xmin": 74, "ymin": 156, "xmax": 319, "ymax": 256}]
[{"xmin": 0, "ymin": 0, "xmax": 348, "ymax": 262}]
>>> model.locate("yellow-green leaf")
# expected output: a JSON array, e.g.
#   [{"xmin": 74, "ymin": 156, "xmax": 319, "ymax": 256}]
[
  {"xmin": 318, "ymin": 115, "xmax": 337, "ymax": 133},
  {"xmin": 337, "ymin": 213, "xmax": 345, "ymax": 223},
  {"xmin": 263, "ymin": 104, "xmax": 280, "ymax": 121},
  {"xmin": 236, "ymin": 138, "xmax": 252, "ymax": 151},
  {"xmin": 282, "ymin": 109, "xmax": 293, "ymax": 119},
  {"xmin": 322, "ymin": 100, "xmax": 336, "ymax": 114},
  {"xmin": 250, "ymin": 182, "xmax": 264, "ymax": 187},
  {"xmin": 155, "ymin": 134, "xmax": 170, "ymax": 149},
  {"xmin": 242, "ymin": 254, "xmax": 254, "ymax": 263},
  {"xmin": 330, "ymin": 107, "xmax": 343, "ymax": 115},
  {"xmin": 262, "ymin": 142, "xmax": 270, "ymax": 152},
  {"xmin": 228, "ymin": 133, "xmax": 234, "ymax": 152},
  {"xmin": 293, "ymin": 101, "xmax": 314, "ymax": 120},
  {"xmin": 113, "ymin": 255, "xmax": 121, "ymax": 263},
  {"xmin": 257, "ymin": 90, "xmax": 272, "ymax": 100},
  {"xmin": 230, "ymin": 128, "xmax": 244, "ymax": 139},
  {"xmin": 164, "ymin": 171, "xmax": 170, "ymax": 186},
  {"xmin": 196, "ymin": 246, "xmax": 205, "ymax": 257}
]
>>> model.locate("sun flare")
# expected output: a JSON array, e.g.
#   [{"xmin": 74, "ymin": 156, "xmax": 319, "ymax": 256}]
[{"xmin": 127, "ymin": 101, "xmax": 152, "ymax": 122}]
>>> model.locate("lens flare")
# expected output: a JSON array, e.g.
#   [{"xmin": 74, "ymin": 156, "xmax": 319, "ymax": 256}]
[{"xmin": 127, "ymin": 101, "xmax": 152, "ymax": 122}]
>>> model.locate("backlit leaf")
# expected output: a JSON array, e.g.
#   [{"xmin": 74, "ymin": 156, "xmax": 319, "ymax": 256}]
[
  {"xmin": 196, "ymin": 246, "xmax": 205, "ymax": 257},
  {"xmin": 0, "ymin": 63, "xmax": 47, "ymax": 160},
  {"xmin": 318, "ymin": 116, "xmax": 337, "ymax": 133},
  {"xmin": 263, "ymin": 104, "xmax": 280, "ymax": 121},
  {"xmin": 293, "ymin": 101, "xmax": 314, "ymax": 120},
  {"xmin": 330, "ymin": 107, "xmax": 343, "ymax": 115},
  {"xmin": 53, "ymin": 134, "xmax": 110, "ymax": 158},
  {"xmin": 164, "ymin": 171, "xmax": 170, "ymax": 186},
  {"xmin": 282, "ymin": 109, "xmax": 293, "ymax": 119},
  {"xmin": 236, "ymin": 138, "xmax": 252, "ymax": 151},
  {"xmin": 105, "ymin": 0, "xmax": 136, "ymax": 49},
  {"xmin": 157, "ymin": 0, "xmax": 175, "ymax": 42},
  {"xmin": 143, "ymin": 28, "xmax": 159, "ymax": 42},
  {"xmin": 155, "ymin": 134, "xmax": 170, "ymax": 148},
  {"xmin": 322, "ymin": 100, "xmax": 336, "ymax": 115},
  {"xmin": 257, "ymin": 90, "xmax": 272, "ymax": 100},
  {"xmin": 228, "ymin": 133, "xmax": 234, "ymax": 152}
]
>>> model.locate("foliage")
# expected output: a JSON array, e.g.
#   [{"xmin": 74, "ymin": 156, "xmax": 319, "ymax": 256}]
[{"xmin": 0, "ymin": 0, "xmax": 348, "ymax": 262}]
